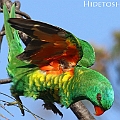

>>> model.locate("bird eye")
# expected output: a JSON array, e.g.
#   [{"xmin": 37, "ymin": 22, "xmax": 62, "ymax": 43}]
[{"xmin": 97, "ymin": 93, "xmax": 101, "ymax": 101}]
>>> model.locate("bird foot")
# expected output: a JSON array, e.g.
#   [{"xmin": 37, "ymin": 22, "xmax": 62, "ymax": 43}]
[
  {"xmin": 4, "ymin": 99, "xmax": 24, "ymax": 116},
  {"xmin": 42, "ymin": 103, "xmax": 63, "ymax": 118},
  {"xmin": 8, "ymin": 94, "xmax": 25, "ymax": 116}
]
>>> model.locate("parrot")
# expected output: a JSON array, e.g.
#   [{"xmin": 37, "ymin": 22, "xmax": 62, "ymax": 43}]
[{"xmin": 3, "ymin": 4, "xmax": 114, "ymax": 118}]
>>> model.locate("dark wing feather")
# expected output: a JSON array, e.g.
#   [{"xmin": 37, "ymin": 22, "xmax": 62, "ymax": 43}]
[
  {"xmin": 8, "ymin": 18, "xmax": 66, "ymax": 41},
  {"xmin": 8, "ymin": 18, "xmax": 80, "ymax": 71}
]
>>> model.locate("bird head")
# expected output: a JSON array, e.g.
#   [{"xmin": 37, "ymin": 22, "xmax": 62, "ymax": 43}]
[
  {"xmin": 71, "ymin": 66, "xmax": 114, "ymax": 116},
  {"xmin": 87, "ymin": 82, "xmax": 114, "ymax": 116}
]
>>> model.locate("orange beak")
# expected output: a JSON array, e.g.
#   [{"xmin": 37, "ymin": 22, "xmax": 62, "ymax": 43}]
[{"xmin": 94, "ymin": 106, "xmax": 105, "ymax": 116}]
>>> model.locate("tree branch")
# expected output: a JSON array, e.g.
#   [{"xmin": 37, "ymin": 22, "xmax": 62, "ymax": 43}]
[
  {"xmin": 70, "ymin": 101, "xmax": 95, "ymax": 120},
  {"xmin": 0, "ymin": 78, "xmax": 12, "ymax": 84},
  {"xmin": 0, "ymin": 0, "xmax": 31, "ymax": 48}
]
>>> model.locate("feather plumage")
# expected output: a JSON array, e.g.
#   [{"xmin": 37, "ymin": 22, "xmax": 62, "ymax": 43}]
[{"xmin": 3, "ymin": 4, "xmax": 114, "ymax": 117}]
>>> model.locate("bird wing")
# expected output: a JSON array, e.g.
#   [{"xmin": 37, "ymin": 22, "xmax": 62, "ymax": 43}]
[{"xmin": 8, "ymin": 18, "xmax": 82, "ymax": 74}]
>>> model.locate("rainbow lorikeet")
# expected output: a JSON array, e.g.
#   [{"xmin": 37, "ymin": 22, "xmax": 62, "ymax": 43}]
[{"xmin": 3, "ymin": 4, "xmax": 114, "ymax": 117}]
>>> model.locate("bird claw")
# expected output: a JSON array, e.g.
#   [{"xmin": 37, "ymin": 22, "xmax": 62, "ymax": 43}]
[
  {"xmin": 10, "ymin": 94, "xmax": 25, "ymax": 116},
  {"xmin": 42, "ymin": 103, "xmax": 63, "ymax": 118}
]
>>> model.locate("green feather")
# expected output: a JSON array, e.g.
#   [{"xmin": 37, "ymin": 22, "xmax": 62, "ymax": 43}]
[
  {"xmin": 3, "ymin": 4, "xmax": 114, "ymax": 116},
  {"xmin": 77, "ymin": 39, "xmax": 95, "ymax": 67},
  {"xmin": 65, "ymin": 32, "xmax": 95, "ymax": 67}
]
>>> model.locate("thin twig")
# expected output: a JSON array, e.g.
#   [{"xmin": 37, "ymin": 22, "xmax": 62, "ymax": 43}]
[
  {"xmin": 0, "ymin": 103, "xmax": 14, "ymax": 117},
  {"xmin": 0, "ymin": 92, "xmax": 16, "ymax": 100},
  {"xmin": 0, "ymin": 25, "xmax": 5, "ymax": 49},
  {"xmin": 0, "ymin": 0, "xmax": 31, "ymax": 49},
  {"xmin": 0, "ymin": 113, "xmax": 9, "ymax": 120},
  {"xmin": 0, "ymin": 92, "xmax": 45, "ymax": 120}
]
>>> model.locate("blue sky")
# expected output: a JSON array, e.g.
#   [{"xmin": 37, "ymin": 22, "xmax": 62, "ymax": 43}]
[{"xmin": 0, "ymin": 0, "xmax": 120, "ymax": 120}]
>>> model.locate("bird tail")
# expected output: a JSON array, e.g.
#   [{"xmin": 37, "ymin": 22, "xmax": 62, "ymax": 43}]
[
  {"xmin": 3, "ymin": 4, "xmax": 23, "ymax": 55},
  {"xmin": 3, "ymin": 4, "xmax": 28, "ymax": 78}
]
